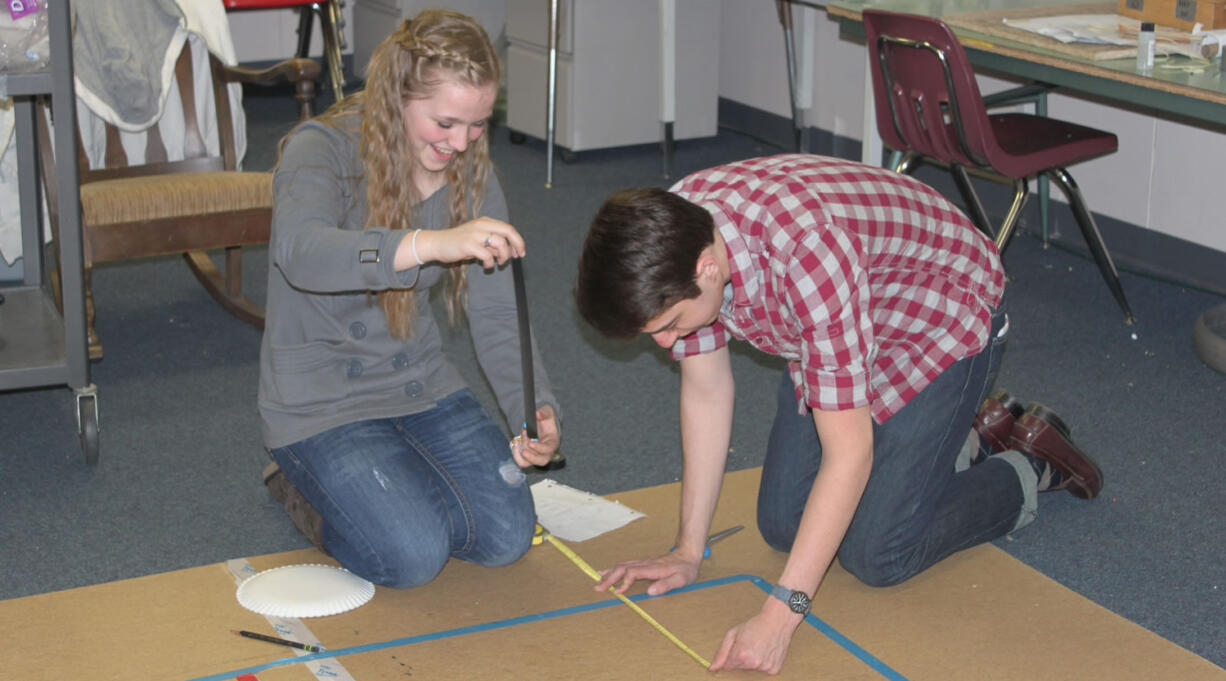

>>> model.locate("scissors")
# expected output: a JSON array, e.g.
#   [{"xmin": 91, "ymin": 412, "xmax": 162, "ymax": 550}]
[{"xmin": 671, "ymin": 524, "xmax": 744, "ymax": 559}]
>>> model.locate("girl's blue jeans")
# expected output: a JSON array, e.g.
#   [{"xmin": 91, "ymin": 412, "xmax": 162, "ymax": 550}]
[{"xmin": 270, "ymin": 389, "xmax": 533, "ymax": 588}]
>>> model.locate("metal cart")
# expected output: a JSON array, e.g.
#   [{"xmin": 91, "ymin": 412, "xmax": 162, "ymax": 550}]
[{"xmin": 0, "ymin": 0, "xmax": 98, "ymax": 464}]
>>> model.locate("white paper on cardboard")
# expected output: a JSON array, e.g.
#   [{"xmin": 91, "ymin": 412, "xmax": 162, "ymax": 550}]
[{"xmin": 530, "ymin": 479, "xmax": 646, "ymax": 542}]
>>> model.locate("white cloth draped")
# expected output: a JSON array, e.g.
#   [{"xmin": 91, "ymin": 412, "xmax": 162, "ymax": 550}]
[{"xmin": 0, "ymin": 0, "xmax": 246, "ymax": 265}]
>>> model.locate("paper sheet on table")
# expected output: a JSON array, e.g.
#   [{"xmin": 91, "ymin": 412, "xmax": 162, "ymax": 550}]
[
  {"xmin": 530, "ymin": 480, "xmax": 646, "ymax": 542},
  {"xmin": 1002, "ymin": 13, "xmax": 1213, "ymax": 59},
  {"xmin": 1004, "ymin": 14, "xmax": 1134, "ymax": 45}
]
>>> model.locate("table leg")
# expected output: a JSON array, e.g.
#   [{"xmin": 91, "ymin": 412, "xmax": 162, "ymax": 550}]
[
  {"xmin": 545, "ymin": 0, "xmax": 559, "ymax": 188},
  {"xmin": 660, "ymin": 0, "xmax": 676, "ymax": 178}
]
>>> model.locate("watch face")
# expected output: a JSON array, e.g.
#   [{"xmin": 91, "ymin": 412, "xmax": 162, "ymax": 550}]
[{"xmin": 787, "ymin": 591, "xmax": 811, "ymax": 614}]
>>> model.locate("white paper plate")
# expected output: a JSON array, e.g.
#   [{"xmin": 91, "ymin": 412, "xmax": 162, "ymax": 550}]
[{"xmin": 236, "ymin": 564, "xmax": 375, "ymax": 618}]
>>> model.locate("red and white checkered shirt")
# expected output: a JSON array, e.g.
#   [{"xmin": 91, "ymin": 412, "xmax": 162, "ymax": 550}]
[{"xmin": 669, "ymin": 155, "xmax": 1004, "ymax": 423}]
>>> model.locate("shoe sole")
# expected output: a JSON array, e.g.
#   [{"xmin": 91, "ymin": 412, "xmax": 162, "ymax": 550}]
[{"xmin": 262, "ymin": 461, "xmax": 280, "ymax": 485}]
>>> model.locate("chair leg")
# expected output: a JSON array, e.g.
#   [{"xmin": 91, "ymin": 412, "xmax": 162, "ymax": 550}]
[
  {"xmin": 295, "ymin": 6, "xmax": 314, "ymax": 59},
  {"xmin": 1038, "ymin": 170, "xmax": 1050, "ymax": 246},
  {"xmin": 894, "ymin": 150, "xmax": 920, "ymax": 175},
  {"xmin": 949, "ymin": 163, "xmax": 993, "ymax": 241},
  {"xmin": 224, "ymin": 246, "xmax": 243, "ymax": 298},
  {"xmin": 994, "ymin": 177, "xmax": 1029, "ymax": 256},
  {"xmin": 184, "ymin": 249, "xmax": 265, "ymax": 330},
  {"xmin": 1046, "ymin": 168, "xmax": 1136, "ymax": 324},
  {"xmin": 316, "ymin": 1, "xmax": 346, "ymax": 103},
  {"xmin": 888, "ymin": 149, "xmax": 904, "ymax": 172},
  {"xmin": 328, "ymin": 0, "xmax": 346, "ymax": 50},
  {"xmin": 1034, "ymin": 90, "xmax": 1051, "ymax": 246}
]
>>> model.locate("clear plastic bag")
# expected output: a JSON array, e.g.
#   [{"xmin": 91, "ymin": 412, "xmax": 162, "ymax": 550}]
[{"xmin": 0, "ymin": 0, "xmax": 50, "ymax": 73}]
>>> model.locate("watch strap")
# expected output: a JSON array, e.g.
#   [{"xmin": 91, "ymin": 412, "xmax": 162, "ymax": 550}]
[{"xmin": 769, "ymin": 584, "xmax": 812, "ymax": 615}]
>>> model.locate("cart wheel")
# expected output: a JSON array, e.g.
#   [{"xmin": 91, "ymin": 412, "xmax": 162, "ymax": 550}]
[
  {"xmin": 509, "ymin": 131, "xmax": 526, "ymax": 144},
  {"xmin": 76, "ymin": 386, "xmax": 100, "ymax": 465}
]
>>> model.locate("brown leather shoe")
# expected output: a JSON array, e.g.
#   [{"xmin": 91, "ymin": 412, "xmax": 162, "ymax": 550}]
[
  {"xmin": 1009, "ymin": 404, "xmax": 1103, "ymax": 499},
  {"xmin": 263, "ymin": 462, "xmax": 327, "ymax": 553},
  {"xmin": 974, "ymin": 390, "xmax": 1025, "ymax": 454}
]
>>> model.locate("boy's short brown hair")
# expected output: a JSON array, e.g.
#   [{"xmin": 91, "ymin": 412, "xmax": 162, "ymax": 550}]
[{"xmin": 574, "ymin": 188, "xmax": 715, "ymax": 338}]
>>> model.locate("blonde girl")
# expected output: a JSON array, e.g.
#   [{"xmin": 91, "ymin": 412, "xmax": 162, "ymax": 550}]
[{"xmin": 258, "ymin": 10, "xmax": 560, "ymax": 587}]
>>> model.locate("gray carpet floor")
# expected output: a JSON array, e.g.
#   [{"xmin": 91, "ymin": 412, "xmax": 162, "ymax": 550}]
[{"xmin": 1, "ymin": 85, "xmax": 1223, "ymax": 669}]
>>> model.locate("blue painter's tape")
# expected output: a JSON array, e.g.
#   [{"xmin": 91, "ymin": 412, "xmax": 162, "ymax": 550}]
[
  {"xmin": 187, "ymin": 574, "xmax": 908, "ymax": 681},
  {"xmin": 748, "ymin": 577, "xmax": 910, "ymax": 681}
]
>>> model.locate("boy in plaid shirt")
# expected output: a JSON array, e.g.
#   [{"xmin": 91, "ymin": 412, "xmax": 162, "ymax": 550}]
[{"xmin": 574, "ymin": 155, "xmax": 1102, "ymax": 674}]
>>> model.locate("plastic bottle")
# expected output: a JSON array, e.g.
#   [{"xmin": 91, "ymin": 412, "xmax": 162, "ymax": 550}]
[{"xmin": 1137, "ymin": 21, "xmax": 1156, "ymax": 73}]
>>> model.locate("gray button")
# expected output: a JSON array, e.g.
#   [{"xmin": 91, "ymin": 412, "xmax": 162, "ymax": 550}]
[
  {"xmin": 404, "ymin": 380, "xmax": 424, "ymax": 397},
  {"xmin": 392, "ymin": 352, "xmax": 409, "ymax": 370},
  {"xmin": 349, "ymin": 321, "xmax": 367, "ymax": 340},
  {"xmin": 347, "ymin": 359, "xmax": 363, "ymax": 378}
]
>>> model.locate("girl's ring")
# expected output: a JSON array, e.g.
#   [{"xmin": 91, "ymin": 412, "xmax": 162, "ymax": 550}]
[{"xmin": 484, "ymin": 234, "xmax": 492, "ymax": 247}]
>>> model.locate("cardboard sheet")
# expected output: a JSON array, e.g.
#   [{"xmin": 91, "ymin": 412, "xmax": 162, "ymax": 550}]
[{"xmin": 3, "ymin": 469, "xmax": 1223, "ymax": 681}]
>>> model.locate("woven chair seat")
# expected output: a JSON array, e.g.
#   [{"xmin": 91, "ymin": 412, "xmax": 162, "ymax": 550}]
[{"xmin": 81, "ymin": 171, "xmax": 272, "ymax": 227}]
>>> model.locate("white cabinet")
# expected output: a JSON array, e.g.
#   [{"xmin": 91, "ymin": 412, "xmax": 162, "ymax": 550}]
[
  {"xmin": 352, "ymin": 0, "xmax": 507, "ymax": 75},
  {"xmin": 506, "ymin": 0, "xmax": 720, "ymax": 154}
]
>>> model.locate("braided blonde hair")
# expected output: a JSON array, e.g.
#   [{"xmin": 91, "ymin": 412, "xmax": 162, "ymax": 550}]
[{"xmin": 320, "ymin": 10, "xmax": 500, "ymax": 339}]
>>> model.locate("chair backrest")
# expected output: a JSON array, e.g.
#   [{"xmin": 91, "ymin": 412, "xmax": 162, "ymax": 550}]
[
  {"xmin": 75, "ymin": 44, "xmax": 239, "ymax": 184},
  {"xmin": 35, "ymin": 41, "xmax": 239, "ymax": 200},
  {"xmin": 862, "ymin": 10, "xmax": 996, "ymax": 169},
  {"xmin": 33, "ymin": 39, "xmax": 244, "ymax": 232}
]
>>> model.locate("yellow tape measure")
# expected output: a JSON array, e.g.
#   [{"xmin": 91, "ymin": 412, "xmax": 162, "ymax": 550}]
[{"xmin": 534, "ymin": 524, "xmax": 711, "ymax": 668}]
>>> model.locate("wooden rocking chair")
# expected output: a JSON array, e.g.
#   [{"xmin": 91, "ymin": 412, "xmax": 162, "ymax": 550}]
[{"xmin": 38, "ymin": 42, "xmax": 320, "ymax": 359}]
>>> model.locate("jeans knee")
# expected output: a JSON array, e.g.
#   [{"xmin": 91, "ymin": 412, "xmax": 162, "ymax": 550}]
[
  {"xmin": 459, "ymin": 473, "xmax": 535, "ymax": 567},
  {"xmin": 475, "ymin": 527, "xmax": 532, "ymax": 567},
  {"xmin": 757, "ymin": 508, "xmax": 799, "ymax": 554},
  {"xmin": 361, "ymin": 537, "xmax": 450, "ymax": 589},
  {"xmin": 836, "ymin": 541, "xmax": 913, "ymax": 588},
  {"xmin": 468, "ymin": 503, "xmax": 534, "ymax": 567}
]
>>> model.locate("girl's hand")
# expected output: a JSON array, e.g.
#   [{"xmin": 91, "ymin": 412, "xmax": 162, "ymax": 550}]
[
  {"xmin": 511, "ymin": 404, "xmax": 560, "ymax": 468},
  {"xmin": 401, "ymin": 217, "xmax": 525, "ymax": 270}
]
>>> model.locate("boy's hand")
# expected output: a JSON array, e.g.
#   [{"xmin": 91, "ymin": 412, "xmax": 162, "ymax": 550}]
[
  {"xmin": 594, "ymin": 551, "xmax": 700, "ymax": 597},
  {"xmin": 709, "ymin": 597, "xmax": 804, "ymax": 675}
]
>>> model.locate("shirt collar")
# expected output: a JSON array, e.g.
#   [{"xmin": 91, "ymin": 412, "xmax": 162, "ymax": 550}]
[{"xmin": 709, "ymin": 205, "xmax": 755, "ymax": 309}]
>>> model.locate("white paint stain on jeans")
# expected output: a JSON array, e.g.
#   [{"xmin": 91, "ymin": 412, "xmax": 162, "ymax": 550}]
[
  {"xmin": 373, "ymin": 468, "xmax": 391, "ymax": 490},
  {"xmin": 499, "ymin": 460, "xmax": 526, "ymax": 486}
]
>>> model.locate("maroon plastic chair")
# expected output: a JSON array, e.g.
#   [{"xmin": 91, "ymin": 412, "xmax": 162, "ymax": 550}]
[{"xmin": 862, "ymin": 9, "xmax": 1134, "ymax": 323}]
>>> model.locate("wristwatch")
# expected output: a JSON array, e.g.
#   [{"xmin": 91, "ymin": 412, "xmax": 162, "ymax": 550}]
[{"xmin": 770, "ymin": 584, "xmax": 812, "ymax": 615}]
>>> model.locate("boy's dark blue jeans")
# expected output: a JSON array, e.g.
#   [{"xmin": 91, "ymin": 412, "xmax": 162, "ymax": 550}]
[{"xmin": 757, "ymin": 305, "xmax": 1031, "ymax": 587}]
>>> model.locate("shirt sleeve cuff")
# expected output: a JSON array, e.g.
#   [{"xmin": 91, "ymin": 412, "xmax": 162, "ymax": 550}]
[{"xmin": 356, "ymin": 228, "xmax": 418, "ymax": 289}]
